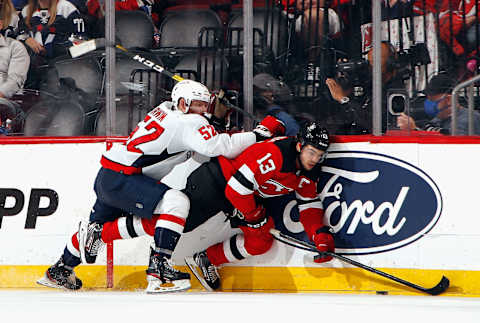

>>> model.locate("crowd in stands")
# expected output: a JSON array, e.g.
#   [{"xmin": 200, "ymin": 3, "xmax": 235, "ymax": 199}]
[{"xmin": 1, "ymin": 0, "xmax": 480, "ymax": 137}]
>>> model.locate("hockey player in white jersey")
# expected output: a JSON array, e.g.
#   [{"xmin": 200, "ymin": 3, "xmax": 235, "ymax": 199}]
[{"xmin": 37, "ymin": 79, "xmax": 285, "ymax": 292}]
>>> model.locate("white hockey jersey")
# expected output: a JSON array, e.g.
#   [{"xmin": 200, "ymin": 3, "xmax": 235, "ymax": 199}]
[{"xmin": 101, "ymin": 102, "xmax": 256, "ymax": 179}]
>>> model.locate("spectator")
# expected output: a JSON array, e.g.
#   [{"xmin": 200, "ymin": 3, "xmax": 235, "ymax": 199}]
[
  {"xmin": 17, "ymin": 0, "xmax": 86, "ymax": 59},
  {"xmin": 437, "ymin": 1, "xmax": 470, "ymax": 58},
  {"xmin": 87, "ymin": 0, "xmax": 157, "ymax": 21},
  {"xmin": 460, "ymin": 0, "xmax": 480, "ymax": 55},
  {"xmin": 0, "ymin": 10, "xmax": 30, "ymax": 135},
  {"xmin": 253, "ymin": 73, "xmax": 299, "ymax": 136},
  {"xmin": 1, "ymin": 0, "xmax": 19, "ymax": 38},
  {"xmin": 324, "ymin": 42, "xmax": 405, "ymax": 134},
  {"xmin": 397, "ymin": 73, "xmax": 480, "ymax": 135},
  {"xmin": 412, "ymin": 0, "xmax": 455, "ymax": 15},
  {"xmin": 283, "ymin": 0, "xmax": 342, "ymax": 61},
  {"xmin": 12, "ymin": 0, "xmax": 27, "ymax": 11},
  {"xmin": 86, "ymin": 0, "xmax": 160, "ymax": 43}
]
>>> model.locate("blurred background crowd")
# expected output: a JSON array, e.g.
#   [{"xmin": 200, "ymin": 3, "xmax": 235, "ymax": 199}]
[{"xmin": 2, "ymin": 0, "xmax": 480, "ymax": 137}]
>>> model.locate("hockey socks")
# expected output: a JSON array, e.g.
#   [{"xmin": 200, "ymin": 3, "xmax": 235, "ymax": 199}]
[
  {"xmin": 206, "ymin": 230, "xmax": 274, "ymax": 266},
  {"xmin": 153, "ymin": 227, "xmax": 180, "ymax": 258},
  {"xmin": 101, "ymin": 215, "xmax": 156, "ymax": 242},
  {"xmin": 62, "ymin": 232, "xmax": 81, "ymax": 267}
]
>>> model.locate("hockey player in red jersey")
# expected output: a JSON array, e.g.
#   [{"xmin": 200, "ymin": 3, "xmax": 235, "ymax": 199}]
[
  {"xmin": 78, "ymin": 121, "xmax": 333, "ymax": 292},
  {"xmin": 36, "ymin": 79, "xmax": 285, "ymax": 292},
  {"xmin": 183, "ymin": 121, "xmax": 334, "ymax": 290}
]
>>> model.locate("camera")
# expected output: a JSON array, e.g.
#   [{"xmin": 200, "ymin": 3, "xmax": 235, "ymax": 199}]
[
  {"xmin": 335, "ymin": 58, "xmax": 370, "ymax": 75},
  {"xmin": 398, "ymin": 43, "xmax": 431, "ymax": 67},
  {"xmin": 395, "ymin": 43, "xmax": 431, "ymax": 80},
  {"xmin": 334, "ymin": 58, "xmax": 370, "ymax": 96}
]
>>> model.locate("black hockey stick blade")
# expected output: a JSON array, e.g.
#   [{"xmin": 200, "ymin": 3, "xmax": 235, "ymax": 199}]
[
  {"xmin": 270, "ymin": 229, "xmax": 450, "ymax": 296},
  {"xmin": 423, "ymin": 276, "xmax": 450, "ymax": 296}
]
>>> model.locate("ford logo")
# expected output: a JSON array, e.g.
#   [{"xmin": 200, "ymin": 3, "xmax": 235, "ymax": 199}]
[{"xmin": 278, "ymin": 151, "xmax": 442, "ymax": 255}]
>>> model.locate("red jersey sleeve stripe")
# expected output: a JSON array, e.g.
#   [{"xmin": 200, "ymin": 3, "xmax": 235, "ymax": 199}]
[
  {"xmin": 295, "ymin": 191, "xmax": 318, "ymax": 201},
  {"xmin": 298, "ymin": 201, "xmax": 323, "ymax": 212},
  {"xmin": 227, "ymin": 176, "xmax": 254, "ymax": 195}
]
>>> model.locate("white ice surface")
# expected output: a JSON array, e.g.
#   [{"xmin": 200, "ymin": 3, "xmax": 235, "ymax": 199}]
[{"xmin": 0, "ymin": 290, "xmax": 479, "ymax": 323}]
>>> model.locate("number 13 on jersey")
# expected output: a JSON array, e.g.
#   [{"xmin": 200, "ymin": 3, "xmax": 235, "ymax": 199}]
[{"xmin": 257, "ymin": 153, "xmax": 276, "ymax": 174}]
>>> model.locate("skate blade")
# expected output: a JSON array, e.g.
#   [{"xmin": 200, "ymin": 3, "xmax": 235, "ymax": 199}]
[
  {"xmin": 145, "ymin": 275, "xmax": 191, "ymax": 294},
  {"xmin": 36, "ymin": 274, "xmax": 69, "ymax": 290},
  {"xmin": 78, "ymin": 220, "xmax": 88, "ymax": 264},
  {"xmin": 184, "ymin": 256, "xmax": 214, "ymax": 292}
]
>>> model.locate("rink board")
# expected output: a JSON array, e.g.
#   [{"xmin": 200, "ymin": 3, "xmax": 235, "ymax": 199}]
[{"xmin": 0, "ymin": 136, "xmax": 479, "ymax": 296}]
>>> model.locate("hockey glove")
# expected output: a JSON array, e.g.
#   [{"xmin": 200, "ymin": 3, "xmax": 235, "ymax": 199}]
[
  {"xmin": 253, "ymin": 115, "xmax": 286, "ymax": 142},
  {"xmin": 312, "ymin": 226, "xmax": 334, "ymax": 263},
  {"xmin": 230, "ymin": 206, "xmax": 267, "ymax": 227},
  {"xmin": 239, "ymin": 215, "xmax": 275, "ymax": 244},
  {"xmin": 208, "ymin": 90, "xmax": 231, "ymax": 119}
]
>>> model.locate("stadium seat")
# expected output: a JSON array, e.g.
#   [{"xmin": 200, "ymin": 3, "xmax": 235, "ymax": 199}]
[
  {"xmin": 174, "ymin": 51, "xmax": 229, "ymax": 90},
  {"xmin": 114, "ymin": 50, "xmax": 167, "ymax": 102},
  {"xmin": 24, "ymin": 54, "xmax": 104, "ymax": 136},
  {"xmin": 228, "ymin": 6, "xmax": 289, "ymax": 59},
  {"xmin": 23, "ymin": 98, "xmax": 86, "ymax": 136},
  {"xmin": 43, "ymin": 54, "xmax": 103, "ymax": 96},
  {"xmin": 94, "ymin": 101, "xmax": 148, "ymax": 136},
  {"xmin": 158, "ymin": 6, "xmax": 223, "ymax": 51},
  {"xmin": 116, "ymin": 10, "xmax": 155, "ymax": 49}
]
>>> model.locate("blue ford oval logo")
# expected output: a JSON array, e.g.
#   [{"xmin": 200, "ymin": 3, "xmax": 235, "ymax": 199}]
[{"xmin": 277, "ymin": 151, "xmax": 443, "ymax": 255}]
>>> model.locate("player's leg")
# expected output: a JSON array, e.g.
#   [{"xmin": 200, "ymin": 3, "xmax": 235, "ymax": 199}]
[
  {"xmin": 78, "ymin": 168, "xmax": 192, "ymax": 292},
  {"xmin": 186, "ymin": 216, "xmax": 275, "ymax": 291},
  {"xmin": 79, "ymin": 169, "xmax": 170, "ymax": 263},
  {"xmin": 145, "ymin": 189, "xmax": 192, "ymax": 293},
  {"xmin": 37, "ymin": 198, "xmax": 120, "ymax": 290},
  {"xmin": 145, "ymin": 159, "xmax": 234, "ymax": 293}
]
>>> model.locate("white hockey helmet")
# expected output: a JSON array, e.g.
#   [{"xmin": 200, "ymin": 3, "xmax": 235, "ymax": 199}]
[{"xmin": 171, "ymin": 79, "xmax": 211, "ymax": 113}]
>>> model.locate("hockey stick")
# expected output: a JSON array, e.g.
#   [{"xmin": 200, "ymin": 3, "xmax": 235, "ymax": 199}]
[
  {"xmin": 113, "ymin": 45, "xmax": 258, "ymax": 120},
  {"xmin": 269, "ymin": 228, "xmax": 450, "ymax": 296},
  {"xmin": 69, "ymin": 39, "xmax": 258, "ymax": 121},
  {"xmin": 69, "ymin": 39, "xmax": 184, "ymax": 81}
]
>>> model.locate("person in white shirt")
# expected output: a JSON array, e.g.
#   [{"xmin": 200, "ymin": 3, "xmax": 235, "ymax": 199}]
[{"xmin": 0, "ymin": 6, "xmax": 29, "ymax": 135}]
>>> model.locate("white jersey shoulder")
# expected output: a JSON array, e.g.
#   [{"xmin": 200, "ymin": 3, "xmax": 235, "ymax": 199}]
[
  {"xmin": 102, "ymin": 102, "xmax": 196, "ymax": 167},
  {"xmin": 102, "ymin": 101, "xmax": 256, "ymax": 177}
]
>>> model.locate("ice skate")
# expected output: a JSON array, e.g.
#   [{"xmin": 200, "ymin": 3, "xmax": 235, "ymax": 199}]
[
  {"xmin": 37, "ymin": 256, "xmax": 82, "ymax": 290},
  {"xmin": 78, "ymin": 220, "xmax": 105, "ymax": 264},
  {"xmin": 185, "ymin": 251, "xmax": 220, "ymax": 291},
  {"xmin": 145, "ymin": 246, "xmax": 191, "ymax": 293}
]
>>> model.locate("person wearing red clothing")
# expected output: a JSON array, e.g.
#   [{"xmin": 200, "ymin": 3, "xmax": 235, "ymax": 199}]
[
  {"xmin": 412, "ymin": 0, "xmax": 460, "ymax": 15},
  {"xmin": 184, "ymin": 121, "xmax": 334, "ymax": 291}
]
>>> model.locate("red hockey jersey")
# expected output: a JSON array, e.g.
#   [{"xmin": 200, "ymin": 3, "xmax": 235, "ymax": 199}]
[{"xmin": 218, "ymin": 136, "xmax": 324, "ymax": 239}]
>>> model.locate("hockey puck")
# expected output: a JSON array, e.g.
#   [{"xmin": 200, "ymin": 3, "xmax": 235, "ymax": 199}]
[{"xmin": 376, "ymin": 291, "xmax": 388, "ymax": 295}]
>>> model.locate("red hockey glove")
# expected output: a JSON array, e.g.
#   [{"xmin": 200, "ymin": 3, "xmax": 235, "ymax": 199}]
[
  {"xmin": 239, "ymin": 216, "xmax": 275, "ymax": 245},
  {"xmin": 253, "ymin": 116, "xmax": 285, "ymax": 141},
  {"xmin": 312, "ymin": 226, "xmax": 334, "ymax": 264},
  {"xmin": 233, "ymin": 206, "xmax": 266, "ymax": 226}
]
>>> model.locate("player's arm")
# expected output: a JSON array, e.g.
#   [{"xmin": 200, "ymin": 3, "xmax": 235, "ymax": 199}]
[
  {"xmin": 296, "ymin": 180, "xmax": 334, "ymax": 263},
  {"xmin": 186, "ymin": 116, "xmax": 285, "ymax": 159},
  {"xmin": 224, "ymin": 143, "xmax": 282, "ymax": 225},
  {"xmin": 187, "ymin": 120, "xmax": 255, "ymax": 159}
]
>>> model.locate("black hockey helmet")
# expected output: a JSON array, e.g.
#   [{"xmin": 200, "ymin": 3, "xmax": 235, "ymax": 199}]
[{"xmin": 297, "ymin": 121, "xmax": 330, "ymax": 152}]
